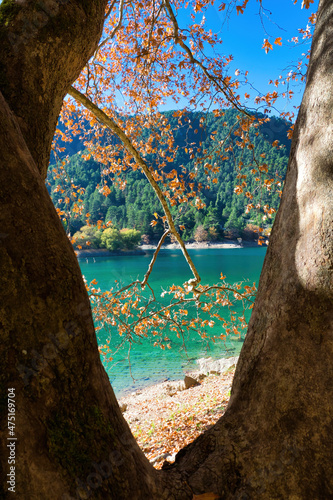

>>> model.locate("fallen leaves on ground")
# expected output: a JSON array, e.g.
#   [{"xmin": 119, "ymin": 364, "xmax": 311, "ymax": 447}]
[{"xmin": 118, "ymin": 369, "xmax": 235, "ymax": 468}]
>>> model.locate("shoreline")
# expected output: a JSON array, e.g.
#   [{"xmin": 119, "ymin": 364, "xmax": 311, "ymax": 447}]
[
  {"xmin": 75, "ymin": 239, "xmax": 263, "ymax": 257},
  {"xmin": 140, "ymin": 239, "xmax": 261, "ymax": 251},
  {"xmin": 117, "ymin": 356, "xmax": 239, "ymax": 400},
  {"xmin": 75, "ymin": 248, "xmax": 146, "ymax": 258}
]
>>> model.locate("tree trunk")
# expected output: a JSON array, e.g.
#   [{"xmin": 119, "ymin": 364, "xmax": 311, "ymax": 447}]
[
  {"xmin": 0, "ymin": 0, "xmax": 106, "ymax": 179},
  {"xmin": 168, "ymin": 0, "xmax": 333, "ymax": 497}
]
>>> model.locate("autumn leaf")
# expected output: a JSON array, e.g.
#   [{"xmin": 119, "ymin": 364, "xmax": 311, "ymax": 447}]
[
  {"xmin": 262, "ymin": 39, "xmax": 273, "ymax": 54},
  {"xmin": 301, "ymin": 0, "xmax": 314, "ymax": 8},
  {"xmin": 234, "ymin": 185, "xmax": 243, "ymax": 195},
  {"xmin": 274, "ymin": 37, "xmax": 282, "ymax": 46}
]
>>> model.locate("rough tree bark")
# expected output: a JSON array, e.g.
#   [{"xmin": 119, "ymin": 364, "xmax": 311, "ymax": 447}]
[{"xmin": 1, "ymin": 0, "xmax": 333, "ymax": 498}]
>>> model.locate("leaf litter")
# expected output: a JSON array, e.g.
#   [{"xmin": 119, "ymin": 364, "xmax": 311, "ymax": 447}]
[{"xmin": 118, "ymin": 368, "xmax": 235, "ymax": 468}]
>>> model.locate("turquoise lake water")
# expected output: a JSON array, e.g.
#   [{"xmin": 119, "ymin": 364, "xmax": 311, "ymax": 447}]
[{"xmin": 78, "ymin": 247, "xmax": 266, "ymax": 396}]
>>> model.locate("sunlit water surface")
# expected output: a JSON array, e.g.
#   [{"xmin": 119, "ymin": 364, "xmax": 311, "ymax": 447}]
[{"xmin": 78, "ymin": 247, "xmax": 266, "ymax": 396}]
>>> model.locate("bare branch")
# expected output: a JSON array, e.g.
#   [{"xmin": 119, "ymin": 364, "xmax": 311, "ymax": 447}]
[
  {"xmin": 141, "ymin": 229, "xmax": 170, "ymax": 288},
  {"xmin": 97, "ymin": 0, "xmax": 125, "ymax": 56},
  {"xmin": 163, "ymin": 0, "xmax": 251, "ymax": 118}
]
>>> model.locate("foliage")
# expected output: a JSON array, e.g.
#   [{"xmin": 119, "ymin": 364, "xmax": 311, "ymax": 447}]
[
  {"xmin": 72, "ymin": 224, "xmax": 141, "ymax": 251},
  {"xmin": 119, "ymin": 228, "xmax": 142, "ymax": 249},
  {"xmin": 88, "ymin": 273, "xmax": 256, "ymax": 357},
  {"xmin": 100, "ymin": 227, "xmax": 124, "ymax": 251},
  {"xmin": 72, "ymin": 225, "xmax": 102, "ymax": 249},
  {"xmin": 100, "ymin": 227, "xmax": 141, "ymax": 251},
  {"xmin": 194, "ymin": 225, "xmax": 208, "ymax": 243},
  {"xmin": 47, "ymin": 109, "xmax": 290, "ymax": 241}
]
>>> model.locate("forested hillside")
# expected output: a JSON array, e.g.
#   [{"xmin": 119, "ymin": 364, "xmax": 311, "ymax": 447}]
[{"xmin": 47, "ymin": 108, "xmax": 291, "ymax": 242}]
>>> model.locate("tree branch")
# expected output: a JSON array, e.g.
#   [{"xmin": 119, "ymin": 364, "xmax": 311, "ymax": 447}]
[
  {"xmin": 163, "ymin": 0, "xmax": 251, "ymax": 118},
  {"xmin": 68, "ymin": 85, "xmax": 201, "ymax": 286},
  {"xmin": 141, "ymin": 229, "xmax": 170, "ymax": 288},
  {"xmin": 96, "ymin": 0, "xmax": 125, "ymax": 56}
]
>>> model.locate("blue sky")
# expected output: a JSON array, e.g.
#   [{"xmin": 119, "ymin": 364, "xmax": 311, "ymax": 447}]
[
  {"xmin": 0, "ymin": 0, "xmax": 319, "ymax": 117},
  {"xmin": 178, "ymin": 0, "xmax": 319, "ymax": 116}
]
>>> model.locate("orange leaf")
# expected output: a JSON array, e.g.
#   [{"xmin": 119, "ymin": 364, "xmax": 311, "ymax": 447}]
[
  {"xmin": 262, "ymin": 39, "xmax": 273, "ymax": 54},
  {"xmin": 274, "ymin": 37, "xmax": 282, "ymax": 46},
  {"xmin": 301, "ymin": 0, "xmax": 314, "ymax": 8}
]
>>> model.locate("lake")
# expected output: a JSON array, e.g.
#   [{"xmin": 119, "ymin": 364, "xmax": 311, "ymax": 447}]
[{"xmin": 78, "ymin": 246, "xmax": 266, "ymax": 396}]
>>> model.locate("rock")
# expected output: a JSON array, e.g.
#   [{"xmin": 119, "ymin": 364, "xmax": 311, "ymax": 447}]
[
  {"xmin": 150, "ymin": 452, "xmax": 171, "ymax": 465},
  {"xmin": 152, "ymin": 452, "xmax": 177, "ymax": 467},
  {"xmin": 187, "ymin": 370, "xmax": 207, "ymax": 382},
  {"xmin": 184, "ymin": 375, "xmax": 201, "ymax": 389},
  {"xmin": 164, "ymin": 452, "xmax": 177, "ymax": 463},
  {"xmin": 165, "ymin": 381, "xmax": 185, "ymax": 396},
  {"xmin": 196, "ymin": 356, "xmax": 239, "ymax": 376},
  {"xmin": 119, "ymin": 403, "xmax": 127, "ymax": 413}
]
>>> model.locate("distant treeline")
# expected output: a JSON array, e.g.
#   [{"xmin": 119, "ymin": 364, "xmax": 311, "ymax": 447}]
[{"xmin": 47, "ymin": 108, "xmax": 291, "ymax": 243}]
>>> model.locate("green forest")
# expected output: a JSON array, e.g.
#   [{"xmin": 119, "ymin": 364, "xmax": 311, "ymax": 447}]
[{"xmin": 47, "ymin": 108, "xmax": 291, "ymax": 247}]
